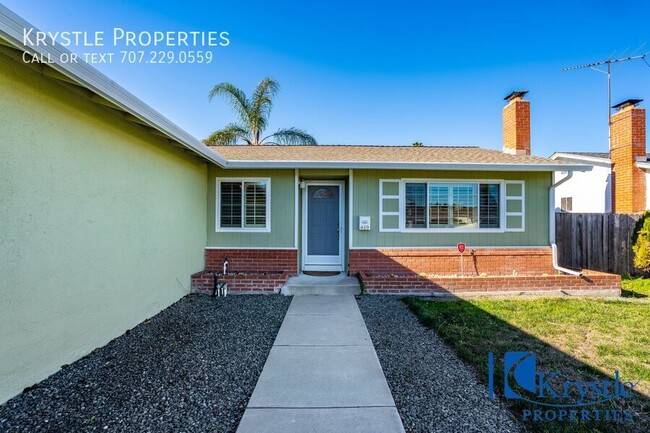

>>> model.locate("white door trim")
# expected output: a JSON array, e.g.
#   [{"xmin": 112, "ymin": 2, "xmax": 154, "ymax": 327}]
[{"xmin": 302, "ymin": 181, "xmax": 345, "ymax": 272}]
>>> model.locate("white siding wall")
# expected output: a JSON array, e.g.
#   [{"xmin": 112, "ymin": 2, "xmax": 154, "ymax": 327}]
[{"xmin": 553, "ymin": 165, "xmax": 612, "ymax": 213}]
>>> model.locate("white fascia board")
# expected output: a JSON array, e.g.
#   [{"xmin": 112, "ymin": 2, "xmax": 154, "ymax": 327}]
[
  {"xmin": 550, "ymin": 153, "xmax": 611, "ymax": 167},
  {"xmin": 0, "ymin": 5, "xmax": 227, "ymax": 167},
  {"xmin": 224, "ymin": 160, "xmax": 593, "ymax": 172},
  {"xmin": 637, "ymin": 161, "xmax": 650, "ymax": 170}
]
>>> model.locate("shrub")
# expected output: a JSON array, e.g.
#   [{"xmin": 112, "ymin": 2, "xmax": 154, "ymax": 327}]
[{"xmin": 632, "ymin": 211, "xmax": 650, "ymax": 272}]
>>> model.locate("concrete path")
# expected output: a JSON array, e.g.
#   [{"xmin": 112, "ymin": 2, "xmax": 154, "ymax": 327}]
[{"xmin": 236, "ymin": 295, "xmax": 406, "ymax": 433}]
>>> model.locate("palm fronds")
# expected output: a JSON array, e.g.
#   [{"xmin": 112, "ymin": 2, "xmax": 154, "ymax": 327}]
[
  {"xmin": 203, "ymin": 123, "xmax": 251, "ymax": 145},
  {"xmin": 205, "ymin": 77, "xmax": 316, "ymax": 146},
  {"xmin": 263, "ymin": 127, "xmax": 318, "ymax": 145},
  {"xmin": 208, "ymin": 83, "xmax": 251, "ymax": 127}
]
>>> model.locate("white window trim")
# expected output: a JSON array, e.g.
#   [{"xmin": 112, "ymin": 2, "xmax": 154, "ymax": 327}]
[
  {"xmin": 379, "ymin": 179, "xmax": 402, "ymax": 232},
  {"xmin": 382, "ymin": 178, "xmax": 517, "ymax": 234},
  {"xmin": 504, "ymin": 180, "xmax": 525, "ymax": 232},
  {"xmin": 216, "ymin": 177, "xmax": 271, "ymax": 233}
]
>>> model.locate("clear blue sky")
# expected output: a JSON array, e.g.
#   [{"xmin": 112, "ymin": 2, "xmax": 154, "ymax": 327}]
[{"xmin": 5, "ymin": 0, "xmax": 650, "ymax": 156}]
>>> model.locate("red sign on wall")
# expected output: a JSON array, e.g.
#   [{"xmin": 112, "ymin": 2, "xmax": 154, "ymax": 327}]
[{"xmin": 457, "ymin": 242, "xmax": 466, "ymax": 254}]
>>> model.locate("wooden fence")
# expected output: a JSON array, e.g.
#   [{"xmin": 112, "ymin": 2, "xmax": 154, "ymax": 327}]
[{"xmin": 555, "ymin": 213, "xmax": 641, "ymax": 275}]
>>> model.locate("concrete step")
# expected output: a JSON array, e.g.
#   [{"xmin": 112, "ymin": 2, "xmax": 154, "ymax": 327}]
[
  {"xmin": 281, "ymin": 285, "xmax": 360, "ymax": 296},
  {"xmin": 281, "ymin": 273, "xmax": 361, "ymax": 296}
]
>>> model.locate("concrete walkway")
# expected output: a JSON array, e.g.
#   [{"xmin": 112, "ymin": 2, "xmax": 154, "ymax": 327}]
[{"xmin": 236, "ymin": 295, "xmax": 406, "ymax": 433}]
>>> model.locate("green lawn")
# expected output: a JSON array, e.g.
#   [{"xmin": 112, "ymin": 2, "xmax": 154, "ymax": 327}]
[
  {"xmin": 404, "ymin": 288, "xmax": 649, "ymax": 433},
  {"xmin": 621, "ymin": 276, "xmax": 650, "ymax": 298}
]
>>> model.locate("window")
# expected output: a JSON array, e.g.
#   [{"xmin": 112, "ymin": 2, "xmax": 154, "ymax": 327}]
[
  {"xmin": 403, "ymin": 181, "xmax": 500, "ymax": 230},
  {"xmin": 428, "ymin": 184, "xmax": 450, "ymax": 227},
  {"xmin": 560, "ymin": 197, "xmax": 573, "ymax": 212},
  {"xmin": 217, "ymin": 179, "xmax": 270, "ymax": 231},
  {"xmin": 451, "ymin": 184, "xmax": 478, "ymax": 228},
  {"xmin": 480, "ymin": 184, "xmax": 500, "ymax": 228},
  {"xmin": 405, "ymin": 183, "xmax": 427, "ymax": 228},
  {"xmin": 220, "ymin": 182, "xmax": 242, "ymax": 227}
]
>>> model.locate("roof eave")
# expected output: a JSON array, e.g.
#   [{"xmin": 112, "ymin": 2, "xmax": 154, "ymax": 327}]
[
  {"xmin": 0, "ymin": 4, "xmax": 227, "ymax": 167},
  {"xmin": 549, "ymin": 152, "xmax": 611, "ymax": 165},
  {"xmin": 223, "ymin": 160, "xmax": 593, "ymax": 172},
  {"xmin": 637, "ymin": 162, "xmax": 650, "ymax": 170}
]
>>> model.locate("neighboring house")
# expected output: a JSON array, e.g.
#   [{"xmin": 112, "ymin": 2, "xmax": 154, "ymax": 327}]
[
  {"xmin": 551, "ymin": 100, "xmax": 649, "ymax": 213},
  {"xmin": 0, "ymin": 5, "xmax": 622, "ymax": 405}
]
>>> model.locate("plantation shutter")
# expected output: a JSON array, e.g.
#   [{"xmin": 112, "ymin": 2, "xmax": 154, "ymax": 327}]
[
  {"xmin": 220, "ymin": 182, "xmax": 242, "ymax": 228},
  {"xmin": 243, "ymin": 181, "xmax": 267, "ymax": 228}
]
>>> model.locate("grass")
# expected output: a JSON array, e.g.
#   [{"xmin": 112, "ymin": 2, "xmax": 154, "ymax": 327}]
[
  {"xmin": 404, "ymin": 293, "xmax": 649, "ymax": 433},
  {"xmin": 621, "ymin": 276, "xmax": 650, "ymax": 298}
]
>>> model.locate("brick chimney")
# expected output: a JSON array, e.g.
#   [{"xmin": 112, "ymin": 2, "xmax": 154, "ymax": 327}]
[
  {"xmin": 503, "ymin": 90, "xmax": 531, "ymax": 155},
  {"xmin": 610, "ymin": 98, "xmax": 646, "ymax": 214}
]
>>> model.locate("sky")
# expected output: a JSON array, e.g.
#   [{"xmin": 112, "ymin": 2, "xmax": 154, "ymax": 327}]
[{"xmin": 4, "ymin": 0, "xmax": 650, "ymax": 156}]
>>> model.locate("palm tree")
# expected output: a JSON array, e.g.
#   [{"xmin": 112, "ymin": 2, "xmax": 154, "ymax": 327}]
[{"xmin": 204, "ymin": 77, "xmax": 317, "ymax": 145}]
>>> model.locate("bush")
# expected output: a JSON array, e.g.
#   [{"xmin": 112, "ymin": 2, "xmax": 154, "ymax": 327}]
[{"xmin": 632, "ymin": 211, "xmax": 650, "ymax": 272}]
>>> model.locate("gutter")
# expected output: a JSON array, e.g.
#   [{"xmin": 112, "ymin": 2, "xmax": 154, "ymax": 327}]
[
  {"xmin": 548, "ymin": 171, "xmax": 582, "ymax": 276},
  {"xmin": 223, "ymin": 160, "xmax": 593, "ymax": 172}
]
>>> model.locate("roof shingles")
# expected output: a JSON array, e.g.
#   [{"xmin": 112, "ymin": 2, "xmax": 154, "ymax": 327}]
[
  {"xmin": 209, "ymin": 145, "xmax": 574, "ymax": 166},
  {"xmin": 554, "ymin": 151, "xmax": 650, "ymax": 161}
]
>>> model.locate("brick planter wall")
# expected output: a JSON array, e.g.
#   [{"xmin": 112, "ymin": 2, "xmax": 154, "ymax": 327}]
[
  {"xmin": 204, "ymin": 248, "xmax": 298, "ymax": 274},
  {"xmin": 191, "ymin": 271, "xmax": 291, "ymax": 294},
  {"xmin": 349, "ymin": 248, "xmax": 554, "ymax": 276},
  {"xmin": 193, "ymin": 249, "xmax": 298, "ymax": 294},
  {"xmin": 358, "ymin": 271, "xmax": 621, "ymax": 295}
]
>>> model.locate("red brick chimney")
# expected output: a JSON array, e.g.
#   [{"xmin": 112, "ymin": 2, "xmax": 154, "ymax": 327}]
[
  {"xmin": 610, "ymin": 98, "xmax": 646, "ymax": 214},
  {"xmin": 503, "ymin": 90, "xmax": 531, "ymax": 155}
]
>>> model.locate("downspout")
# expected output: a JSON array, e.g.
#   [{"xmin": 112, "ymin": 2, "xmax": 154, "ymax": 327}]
[{"xmin": 549, "ymin": 171, "xmax": 582, "ymax": 276}]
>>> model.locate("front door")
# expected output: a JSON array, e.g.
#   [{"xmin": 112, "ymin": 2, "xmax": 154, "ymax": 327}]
[{"xmin": 303, "ymin": 182, "xmax": 345, "ymax": 272}]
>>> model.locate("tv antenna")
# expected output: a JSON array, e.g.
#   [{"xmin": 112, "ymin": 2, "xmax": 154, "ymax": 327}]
[{"xmin": 562, "ymin": 52, "xmax": 647, "ymax": 147}]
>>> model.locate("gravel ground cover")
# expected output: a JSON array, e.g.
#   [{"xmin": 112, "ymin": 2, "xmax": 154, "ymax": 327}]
[
  {"xmin": 0, "ymin": 294, "xmax": 291, "ymax": 433},
  {"xmin": 357, "ymin": 295, "xmax": 522, "ymax": 433}
]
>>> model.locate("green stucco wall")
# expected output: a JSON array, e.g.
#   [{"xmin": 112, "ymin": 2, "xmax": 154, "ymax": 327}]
[
  {"xmin": 207, "ymin": 167, "xmax": 296, "ymax": 247},
  {"xmin": 352, "ymin": 169, "xmax": 551, "ymax": 247},
  {"xmin": 0, "ymin": 51, "xmax": 207, "ymax": 403}
]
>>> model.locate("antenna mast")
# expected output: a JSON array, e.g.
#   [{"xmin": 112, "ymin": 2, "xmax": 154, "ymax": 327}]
[{"xmin": 562, "ymin": 53, "xmax": 647, "ymax": 148}]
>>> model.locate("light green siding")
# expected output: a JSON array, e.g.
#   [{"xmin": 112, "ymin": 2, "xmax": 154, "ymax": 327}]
[
  {"xmin": 299, "ymin": 168, "xmax": 349, "ymax": 179},
  {"xmin": 0, "ymin": 51, "xmax": 207, "ymax": 403},
  {"xmin": 207, "ymin": 168, "xmax": 296, "ymax": 247},
  {"xmin": 352, "ymin": 169, "xmax": 551, "ymax": 247},
  {"xmin": 206, "ymin": 168, "xmax": 551, "ymax": 250}
]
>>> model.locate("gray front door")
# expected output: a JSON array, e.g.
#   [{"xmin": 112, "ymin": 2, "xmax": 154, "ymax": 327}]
[{"xmin": 303, "ymin": 182, "xmax": 344, "ymax": 271}]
